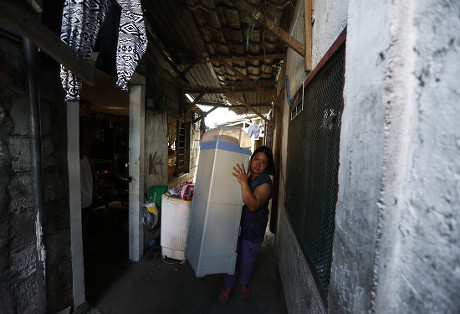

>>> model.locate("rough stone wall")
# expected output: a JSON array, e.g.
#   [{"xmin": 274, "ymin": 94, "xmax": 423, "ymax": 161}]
[
  {"xmin": 275, "ymin": 1, "xmax": 347, "ymax": 313},
  {"xmin": 0, "ymin": 37, "xmax": 72, "ymax": 313},
  {"xmin": 39, "ymin": 56, "xmax": 73, "ymax": 314},
  {"xmin": 330, "ymin": 0, "xmax": 460, "ymax": 313}
]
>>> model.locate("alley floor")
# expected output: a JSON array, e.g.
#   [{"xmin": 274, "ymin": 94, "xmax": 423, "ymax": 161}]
[{"xmin": 82, "ymin": 204, "xmax": 287, "ymax": 314}]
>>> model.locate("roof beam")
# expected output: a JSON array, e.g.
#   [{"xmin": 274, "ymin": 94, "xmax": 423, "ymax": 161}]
[
  {"xmin": 144, "ymin": 22, "xmax": 191, "ymax": 86},
  {"xmin": 164, "ymin": 63, "xmax": 195, "ymax": 93},
  {"xmin": 226, "ymin": 92, "xmax": 269, "ymax": 123},
  {"xmin": 0, "ymin": 1, "xmax": 96, "ymax": 86},
  {"xmin": 194, "ymin": 102, "xmax": 272, "ymax": 107},
  {"xmin": 218, "ymin": 58, "xmax": 280, "ymax": 106},
  {"xmin": 235, "ymin": 1, "xmax": 305, "ymax": 57},
  {"xmin": 193, "ymin": 105, "xmax": 219, "ymax": 123},
  {"xmin": 180, "ymin": 53, "xmax": 285, "ymax": 65},
  {"xmin": 185, "ymin": 91, "xmax": 205, "ymax": 115},
  {"xmin": 184, "ymin": 87, "xmax": 276, "ymax": 94}
]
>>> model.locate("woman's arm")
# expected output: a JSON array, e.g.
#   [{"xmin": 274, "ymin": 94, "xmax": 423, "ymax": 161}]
[{"xmin": 233, "ymin": 163, "xmax": 271, "ymax": 211}]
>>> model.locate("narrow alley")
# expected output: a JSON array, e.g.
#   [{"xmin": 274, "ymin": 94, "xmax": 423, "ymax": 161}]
[
  {"xmin": 1, "ymin": 1, "xmax": 459, "ymax": 313},
  {"xmin": 91, "ymin": 232, "xmax": 286, "ymax": 314}
]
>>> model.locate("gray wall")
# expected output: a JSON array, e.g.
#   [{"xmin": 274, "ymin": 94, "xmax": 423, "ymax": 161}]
[
  {"xmin": 275, "ymin": 0, "xmax": 347, "ymax": 313},
  {"xmin": 276, "ymin": 0, "xmax": 460, "ymax": 313},
  {"xmin": 143, "ymin": 98, "xmax": 200, "ymax": 252},
  {"xmin": 330, "ymin": 0, "xmax": 460, "ymax": 313},
  {"xmin": 145, "ymin": 110, "xmax": 168, "ymax": 188},
  {"xmin": 0, "ymin": 37, "xmax": 73, "ymax": 313}
]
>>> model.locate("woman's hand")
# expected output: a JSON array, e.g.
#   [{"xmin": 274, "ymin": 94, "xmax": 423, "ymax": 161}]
[
  {"xmin": 232, "ymin": 163, "xmax": 249, "ymax": 185},
  {"xmin": 232, "ymin": 162, "xmax": 271, "ymax": 211}
]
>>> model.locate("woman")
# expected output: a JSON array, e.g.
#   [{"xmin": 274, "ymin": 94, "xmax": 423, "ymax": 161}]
[{"xmin": 219, "ymin": 146, "xmax": 275, "ymax": 304}]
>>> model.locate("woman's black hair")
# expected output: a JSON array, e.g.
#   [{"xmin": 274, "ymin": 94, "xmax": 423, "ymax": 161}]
[{"xmin": 250, "ymin": 145, "xmax": 275, "ymax": 175}]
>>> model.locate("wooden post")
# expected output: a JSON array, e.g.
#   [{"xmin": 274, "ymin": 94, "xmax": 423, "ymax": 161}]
[{"xmin": 304, "ymin": 0, "xmax": 312, "ymax": 71}]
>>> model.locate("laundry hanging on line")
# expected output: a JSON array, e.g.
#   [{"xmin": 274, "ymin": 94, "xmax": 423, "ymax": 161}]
[
  {"xmin": 247, "ymin": 123, "xmax": 261, "ymax": 140},
  {"xmin": 60, "ymin": 0, "xmax": 148, "ymax": 101}
]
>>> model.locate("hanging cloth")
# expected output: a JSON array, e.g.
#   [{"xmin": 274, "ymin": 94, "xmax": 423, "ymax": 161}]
[
  {"xmin": 60, "ymin": 0, "xmax": 112, "ymax": 101},
  {"xmin": 115, "ymin": 0, "xmax": 148, "ymax": 91},
  {"xmin": 247, "ymin": 123, "xmax": 260, "ymax": 140},
  {"xmin": 60, "ymin": 0, "xmax": 148, "ymax": 100}
]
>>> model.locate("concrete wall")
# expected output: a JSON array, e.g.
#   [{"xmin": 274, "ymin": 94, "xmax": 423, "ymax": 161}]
[
  {"xmin": 329, "ymin": 0, "xmax": 460, "ymax": 313},
  {"xmin": 145, "ymin": 110, "xmax": 168, "ymax": 188},
  {"xmin": 143, "ymin": 101, "xmax": 200, "ymax": 251},
  {"xmin": 0, "ymin": 37, "xmax": 73, "ymax": 313},
  {"xmin": 275, "ymin": 0, "xmax": 347, "ymax": 313}
]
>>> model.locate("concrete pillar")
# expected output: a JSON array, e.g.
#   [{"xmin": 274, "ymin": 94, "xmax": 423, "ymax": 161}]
[
  {"xmin": 66, "ymin": 101, "xmax": 85, "ymax": 307},
  {"xmin": 128, "ymin": 74, "xmax": 146, "ymax": 261}
]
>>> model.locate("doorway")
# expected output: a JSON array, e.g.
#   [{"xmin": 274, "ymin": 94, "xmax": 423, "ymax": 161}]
[{"xmin": 79, "ymin": 110, "xmax": 131, "ymax": 303}]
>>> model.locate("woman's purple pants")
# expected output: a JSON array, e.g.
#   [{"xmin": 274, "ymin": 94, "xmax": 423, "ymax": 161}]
[{"xmin": 224, "ymin": 239, "xmax": 262, "ymax": 288}]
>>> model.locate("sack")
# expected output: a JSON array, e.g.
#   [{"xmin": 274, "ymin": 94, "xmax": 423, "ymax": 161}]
[
  {"xmin": 178, "ymin": 183, "xmax": 194, "ymax": 200},
  {"xmin": 142, "ymin": 202, "xmax": 159, "ymax": 229},
  {"xmin": 146, "ymin": 184, "xmax": 168, "ymax": 206},
  {"xmin": 168, "ymin": 181, "xmax": 195, "ymax": 200}
]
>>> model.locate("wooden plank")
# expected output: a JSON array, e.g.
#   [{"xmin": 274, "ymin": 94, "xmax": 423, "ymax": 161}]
[
  {"xmin": 184, "ymin": 91, "xmax": 205, "ymax": 115},
  {"xmin": 235, "ymin": 1, "xmax": 305, "ymax": 57},
  {"xmin": 304, "ymin": 0, "xmax": 312, "ymax": 71},
  {"xmin": 193, "ymin": 105, "xmax": 219, "ymax": 123},
  {"xmin": 184, "ymin": 87, "xmax": 276, "ymax": 94},
  {"xmin": 226, "ymin": 92, "xmax": 269, "ymax": 123},
  {"xmin": 190, "ymin": 102, "xmax": 272, "ymax": 108},
  {"xmin": 164, "ymin": 63, "xmax": 195, "ymax": 93},
  {"xmin": 263, "ymin": 19, "xmax": 305, "ymax": 57},
  {"xmin": 218, "ymin": 58, "xmax": 281, "ymax": 107},
  {"xmin": 0, "ymin": 1, "xmax": 95, "ymax": 86},
  {"xmin": 147, "ymin": 40, "xmax": 190, "ymax": 85}
]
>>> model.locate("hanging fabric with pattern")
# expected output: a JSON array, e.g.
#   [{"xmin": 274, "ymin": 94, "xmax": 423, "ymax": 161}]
[
  {"xmin": 115, "ymin": 0, "xmax": 147, "ymax": 91},
  {"xmin": 60, "ymin": 0, "xmax": 147, "ymax": 100},
  {"xmin": 60, "ymin": 0, "xmax": 112, "ymax": 101}
]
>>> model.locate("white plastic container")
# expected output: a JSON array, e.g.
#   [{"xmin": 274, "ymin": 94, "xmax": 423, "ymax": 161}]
[
  {"xmin": 160, "ymin": 194, "xmax": 192, "ymax": 262},
  {"xmin": 186, "ymin": 126, "xmax": 252, "ymax": 277}
]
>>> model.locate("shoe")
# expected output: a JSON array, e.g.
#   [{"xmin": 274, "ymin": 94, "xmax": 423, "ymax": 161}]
[
  {"xmin": 218, "ymin": 288, "xmax": 232, "ymax": 304},
  {"xmin": 240, "ymin": 286, "xmax": 251, "ymax": 299}
]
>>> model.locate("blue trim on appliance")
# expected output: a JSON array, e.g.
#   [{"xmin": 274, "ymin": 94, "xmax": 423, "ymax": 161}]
[{"xmin": 200, "ymin": 140, "xmax": 252, "ymax": 155}]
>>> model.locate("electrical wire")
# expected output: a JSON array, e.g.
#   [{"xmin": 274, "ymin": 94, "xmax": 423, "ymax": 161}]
[{"xmin": 246, "ymin": 1, "xmax": 268, "ymax": 83}]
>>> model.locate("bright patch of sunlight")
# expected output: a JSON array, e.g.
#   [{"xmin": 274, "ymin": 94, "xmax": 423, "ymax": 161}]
[{"xmin": 197, "ymin": 105, "xmax": 240, "ymax": 129}]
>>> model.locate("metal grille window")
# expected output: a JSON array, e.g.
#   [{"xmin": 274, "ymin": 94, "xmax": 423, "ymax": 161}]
[
  {"xmin": 168, "ymin": 119, "xmax": 190, "ymax": 178},
  {"xmin": 176, "ymin": 121, "xmax": 190, "ymax": 175},
  {"xmin": 286, "ymin": 44, "xmax": 345, "ymax": 296}
]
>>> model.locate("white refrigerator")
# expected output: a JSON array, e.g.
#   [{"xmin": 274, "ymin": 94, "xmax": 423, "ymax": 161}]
[{"xmin": 186, "ymin": 126, "xmax": 252, "ymax": 277}]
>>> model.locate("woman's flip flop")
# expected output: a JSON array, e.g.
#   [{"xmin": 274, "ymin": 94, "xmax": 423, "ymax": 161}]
[
  {"xmin": 218, "ymin": 288, "xmax": 232, "ymax": 304},
  {"xmin": 240, "ymin": 286, "xmax": 251, "ymax": 299}
]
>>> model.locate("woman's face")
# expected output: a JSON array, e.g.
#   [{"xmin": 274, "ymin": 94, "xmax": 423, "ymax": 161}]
[{"xmin": 250, "ymin": 152, "xmax": 269, "ymax": 175}]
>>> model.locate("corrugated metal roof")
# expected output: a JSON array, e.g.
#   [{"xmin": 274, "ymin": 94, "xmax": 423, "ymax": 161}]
[{"xmin": 142, "ymin": 0, "xmax": 296, "ymax": 113}]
